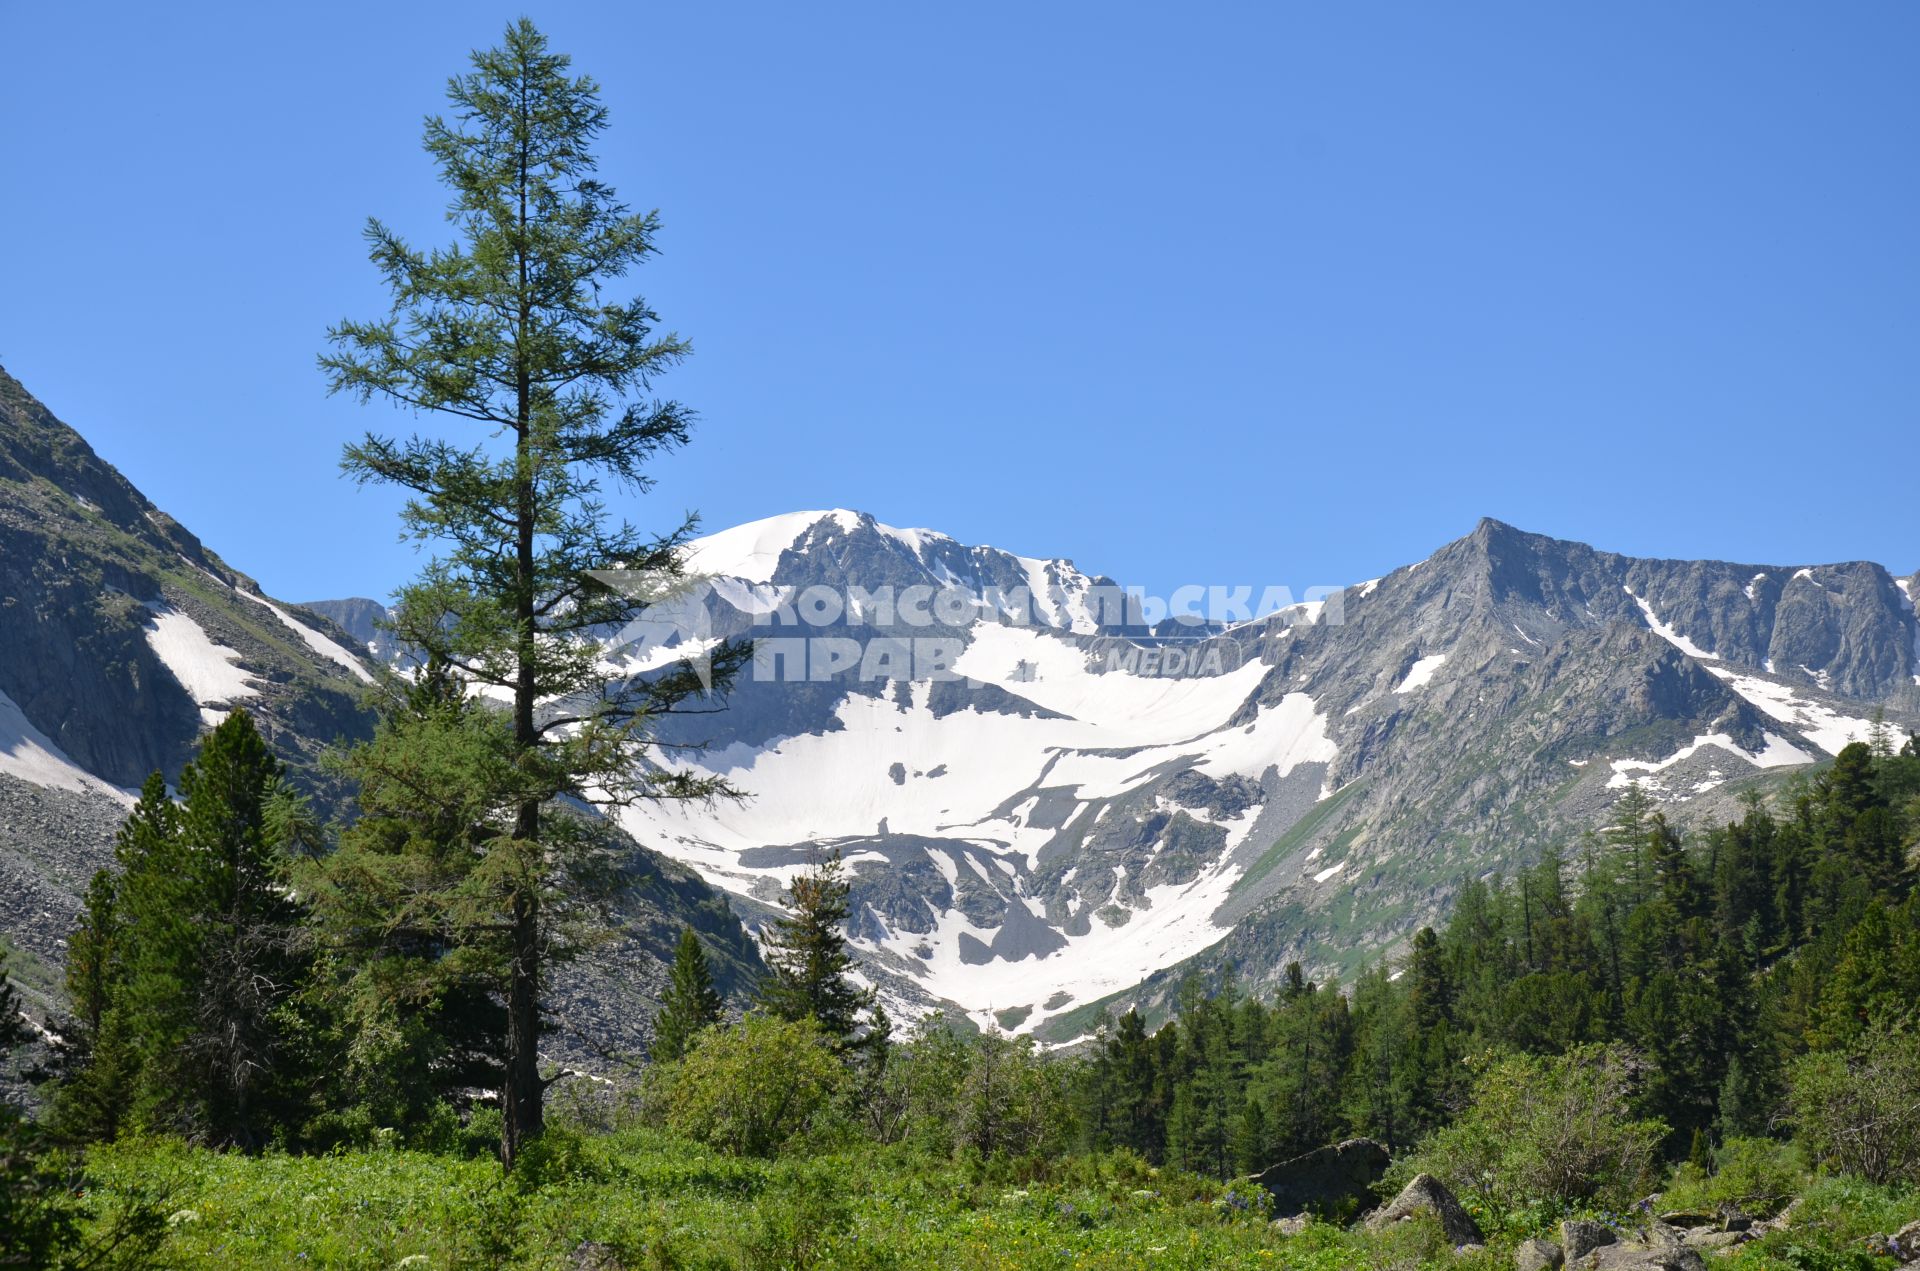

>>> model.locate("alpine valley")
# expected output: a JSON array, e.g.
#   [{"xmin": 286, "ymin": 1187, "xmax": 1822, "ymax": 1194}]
[{"xmin": 5, "ymin": 364, "xmax": 1917, "ymax": 1052}]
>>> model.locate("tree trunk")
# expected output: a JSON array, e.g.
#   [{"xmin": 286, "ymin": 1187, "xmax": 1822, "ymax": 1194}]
[
  {"xmin": 499, "ymin": 54, "xmax": 546, "ymax": 1172},
  {"xmin": 501, "ymin": 871, "xmax": 542, "ymax": 1168}
]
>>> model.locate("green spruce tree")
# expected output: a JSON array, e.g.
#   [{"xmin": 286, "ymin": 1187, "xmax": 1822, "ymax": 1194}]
[
  {"xmin": 0, "ymin": 953, "xmax": 25, "ymax": 1056},
  {"xmin": 652, "ymin": 926, "xmax": 724, "ymax": 1063},
  {"xmin": 55, "ymin": 712, "xmax": 306, "ymax": 1146},
  {"xmin": 759, "ymin": 852, "xmax": 874, "ymax": 1048}
]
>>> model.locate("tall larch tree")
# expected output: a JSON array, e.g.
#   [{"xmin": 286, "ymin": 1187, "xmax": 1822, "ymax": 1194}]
[{"xmin": 321, "ymin": 20, "xmax": 743, "ymax": 1166}]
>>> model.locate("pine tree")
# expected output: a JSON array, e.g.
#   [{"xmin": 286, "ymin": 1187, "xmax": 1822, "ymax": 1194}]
[
  {"xmin": 56, "ymin": 713, "xmax": 307, "ymax": 1146},
  {"xmin": 1406, "ymin": 927, "xmax": 1452, "ymax": 1031},
  {"xmin": 174, "ymin": 711, "xmax": 308, "ymax": 1143},
  {"xmin": 298, "ymin": 658, "xmax": 515, "ymax": 1135},
  {"xmin": 1107, "ymin": 1008, "xmax": 1159, "ymax": 1158},
  {"xmin": 759, "ymin": 852, "xmax": 874, "ymax": 1048},
  {"xmin": 652, "ymin": 926, "xmax": 724, "ymax": 1063},
  {"xmin": 321, "ymin": 19, "xmax": 745, "ymax": 1166},
  {"xmin": 50, "ymin": 865, "xmax": 132, "ymax": 1141}
]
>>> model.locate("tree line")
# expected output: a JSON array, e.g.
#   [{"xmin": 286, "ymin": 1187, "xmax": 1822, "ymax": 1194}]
[{"xmin": 1073, "ymin": 732, "xmax": 1920, "ymax": 1181}]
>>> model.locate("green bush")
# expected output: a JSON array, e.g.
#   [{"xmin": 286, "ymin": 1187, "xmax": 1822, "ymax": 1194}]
[
  {"xmin": 1660, "ymin": 1137, "xmax": 1806, "ymax": 1218},
  {"xmin": 649, "ymin": 1015, "xmax": 852, "ymax": 1157},
  {"xmin": 1399, "ymin": 1044, "xmax": 1667, "ymax": 1222},
  {"xmin": 954, "ymin": 1032, "xmax": 1075, "ymax": 1161},
  {"xmin": 731, "ymin": 1162, "xmax": 857, "ymax": 1269},
  {"xmin": 0, "ymin": 1109, "xmax": 168, "ymax": 1270},
  {"xmin": 1789, "ymin": 1020, "xmax": 1920, "ymax": 1186}
]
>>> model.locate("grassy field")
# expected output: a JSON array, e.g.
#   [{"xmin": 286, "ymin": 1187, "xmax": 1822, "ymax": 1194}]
[{"xmin": 69, "ymin": 1128, "xmax": 1920, "ymax": 1270}]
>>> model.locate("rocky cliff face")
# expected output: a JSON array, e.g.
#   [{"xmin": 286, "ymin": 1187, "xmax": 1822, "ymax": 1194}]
[
  {"xmin": 0, "ymin": 365, "xmax": 376, "ymax": 792},
  {"xmin": 301, "ymin": 597, "xmax": 410, "ymax": 668}
]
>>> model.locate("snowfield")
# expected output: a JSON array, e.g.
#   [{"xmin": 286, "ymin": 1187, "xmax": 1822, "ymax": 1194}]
[
  {"xmin": 0, "ymin": 689, "xmax": 134, "ymax": 804},
  {"xmin": 617, "ymin": 611, "xmax": 1338, "ymax": 1033},
  {"xmin": 1627, "ymin": 588, "xmax": 1880, "ymax": 757},
  {"xmin": 142, "ymin": 603, "xmax": 259, "ymax": 725}
]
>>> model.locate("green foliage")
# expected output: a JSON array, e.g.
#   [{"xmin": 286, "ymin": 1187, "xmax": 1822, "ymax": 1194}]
[
  {"xmin": 954, "ymin": 1031, "xmax": 1075, "ymax": 1162},
  {"xmin": 0, "ymin": 1107, "xmax": 167, "ymax": 1270},
  {"xmin": 1399, "ymin": 1045, "xmax": 1667, "ymax": 1221},
  {"xmin": 64, "ymin": 1126, "xmax": 1511, "ymax": 1269},
  {"xmin": 0, "ymin": 951, "xmax": 28, "ymax": 1056},
  {"xmin": 1788, "ymin": 1019, "xmax": 1920, "ymax": 1185},
  {"xmin": 651, "ymin": 926, "xmax": 724, "ymax": 1063},
  {"xmin": 54, "ymin": 711, "xmax": 310, "ymax": 1147},
  {"xmin": 295, "ymin": 664, "xmax": 515, "ymax": 1145},
  {"xmin": 759, "ymin": 852, "xmax": 876, "ymax": 1048},
  {"xmin": 0, "ymin": 1107, "xmax": 84, "ymax": 1267},
  {"xmin": 649, "ymin": 1016, "xmax": 852, "ymax": 1158},
  {"xmin": 319, "ymin": 16, "xmax": 745, "ymax": 1165},
  {"xmin": 1658, "ymin": 1137, "xmax": 1807, "ymax": 1219}
]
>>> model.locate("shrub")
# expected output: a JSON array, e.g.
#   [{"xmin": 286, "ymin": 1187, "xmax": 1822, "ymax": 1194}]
[
  {"xmin": 650, "ymin": 1015, "xmax": 851, "ymax": 1157},
  {"xmin": 731, "ymin": 1162, "xmax": 855, "ymax": 1269},
  {"xmin": 1789, "ymin": 1020, "xmax": 1920, "ymax": 1185},
  {"xmin": 1400, "ymin": 1044, "xmax": 1667, "ymax": 1221},
  {"xmin": 1661, "ymin": 1138, "xmax": 1806, "ymax": 1219},
  {"xmin": 954, "ymin": 1032, "xmax": 1074, "ymax": 1161},
  {"xmin": 0, "ymin": 1109, "xmax": 168, "ymax": 1270}
]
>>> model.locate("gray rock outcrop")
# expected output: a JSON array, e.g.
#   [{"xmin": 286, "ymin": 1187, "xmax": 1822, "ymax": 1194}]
[
  {"xmin": 1364, "ymin": 1173, "xmax": 1483, "ymax": 1247},
  {"xmin": 1247, "ymin": 1138, "xmax": 1390, "ymax": 1218}
]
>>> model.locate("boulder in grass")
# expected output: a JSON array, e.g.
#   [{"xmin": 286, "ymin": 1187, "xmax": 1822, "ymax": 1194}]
[
  {"xmin": 1247, "ymin": 1138, "xmax": 1390, "ymax": 1218},
  {"xmin": 1560, "ymin": 1219, "xmax": 1618, "ymax": 1264},
  {"xmin": 1581, "ymin": 1245, "xmax": 1706, "ymax": 1271},
  {"xmin": 1364, "ymin": 1173, "xmax": 1483, "ymax": 1247},
  {"xmin": 1656, "ymin": 1211, "xmax": 1716, "ymax": 1229},
  {"xmin": 1515, "ymin": 1237, "xmax": 1565, "ymax": 1271}
]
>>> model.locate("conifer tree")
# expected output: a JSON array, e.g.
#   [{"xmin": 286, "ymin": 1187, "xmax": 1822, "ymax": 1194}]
[
  {"xmin": 321, "ymin": 19, "xmax": 744, "ymax": 1166},
  {"xmin": 651, "ymin": 926, "xmax": 724, "ymax": 1063},
  {"xmin": 298, "ymin": 657, "xmax": 515, "ymax": 1134},
  {"xmin": 759, "ymin": 852, "xmax": 874, "ymax": 1048},
  {"xmin": 56, "ymin": 712, "xmax": 306, "ymax": 1146},
  {"xmin": 1106, "ymin": 1008, "xmax": 1159, "ymax": 1157}
]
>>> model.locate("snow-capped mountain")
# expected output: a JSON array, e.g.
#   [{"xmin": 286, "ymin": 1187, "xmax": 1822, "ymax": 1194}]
[
  {"xmin": 601, "ymin": 509, "xmax": 1919, "ymax": 1037},
  {"xmin": 5, "ymin": 361, "xmax": 1916, "ymax": 1046}
]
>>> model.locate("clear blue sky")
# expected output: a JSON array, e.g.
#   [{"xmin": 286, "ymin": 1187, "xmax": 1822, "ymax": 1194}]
[{"xmin": 2, "ymin": 2, "xmax": 1915, "ymax": 603}]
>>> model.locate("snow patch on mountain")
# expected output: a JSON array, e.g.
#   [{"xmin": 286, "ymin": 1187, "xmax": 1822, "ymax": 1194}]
[
  {"xmin": 614, "ymin": 601, "xmax": 1338, "ymax": 1028},
  {"xmin": 0, "ymin": 690, "xmax": 134, "ymax": 803},
  {"xmin": 233, "ymin": 589, "xmax": 374, "ymax": 683},
  {"xmin": 1622, "ymin": 583, "xmax": 1881, "ymax": 755},
  {"xmin": 1706, "ymin": 668, "xmax": 1883, "ymax": 756},
  {"xmin": 1625, "ymin": 588, "xmax": 1716, "ymax": 660},
  {"xmin": 621, "ymin": 649, "xmax": 1302, "ymax": 864},
  {"xmin": 1607, "ymin": 731, "xmax": 1811, "ymax": 791},
  {"xmin": 682, "ymin": 511, "xmax": 848, "ymax": 583},
  {"xmin": 1395, "ymin": 654, "xmax": 1448, "ymax": 693},
  {"xmin": 142, "ymin": 603, "xmax": 258, "ymax": 725}
]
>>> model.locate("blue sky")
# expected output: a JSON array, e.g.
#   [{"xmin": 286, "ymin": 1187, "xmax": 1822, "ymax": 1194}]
[{"xmin": 2, "ymin": 2, "xmax": 1914, "ymax": 603}]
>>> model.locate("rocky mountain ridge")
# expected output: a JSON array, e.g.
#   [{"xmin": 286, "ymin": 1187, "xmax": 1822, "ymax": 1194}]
[
  {"xmin": 589, "ymin": 509, "xmax": 1917, "ymax": 1037},
  {"xmin": 4, "ymin": 364, "xmax": 1915, "ymax": 1046}
]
